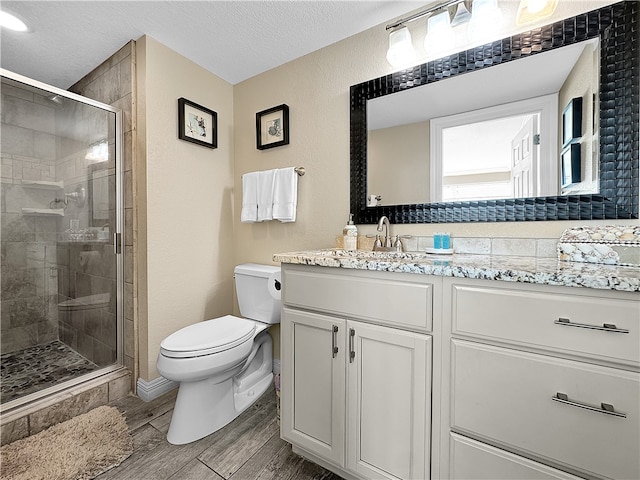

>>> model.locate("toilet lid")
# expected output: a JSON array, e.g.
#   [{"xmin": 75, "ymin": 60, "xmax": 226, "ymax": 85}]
[{"xmin": 160, "ymin": 315, "xmax": 256, "ymax": 358}]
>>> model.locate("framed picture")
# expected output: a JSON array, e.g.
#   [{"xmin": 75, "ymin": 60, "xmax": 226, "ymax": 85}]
[
  {"xmin": 561, "ymin": 143, "xmax": 581, "ymax": 188},
  {"xmin": 562, "ymin": 97, "xmax": 582, "ymax": 146},
  {"xmin": 256, "ymin": 104, "xmax": 289, "ymax": 150},
  {"xmin": 178, "ymin": 97, "xmax": 217, "ymax": 149}
]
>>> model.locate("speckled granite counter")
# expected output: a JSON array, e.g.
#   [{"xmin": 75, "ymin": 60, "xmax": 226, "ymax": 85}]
[{"xmin": 273, "ymin": 249, "xmax": 640, "ymax": 292}]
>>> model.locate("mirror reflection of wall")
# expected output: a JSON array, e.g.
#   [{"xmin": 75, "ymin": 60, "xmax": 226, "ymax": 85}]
[
  {"xmin": 368, "ymin": 121, "xmax": 430, "ymax": 205},
  {"xmin": 366, "ymin": 37, "xmax": 599, "ymax": 204},
  {"xmin": 559, "ymin": 39, "xmax": 600, "ymax": 195}
]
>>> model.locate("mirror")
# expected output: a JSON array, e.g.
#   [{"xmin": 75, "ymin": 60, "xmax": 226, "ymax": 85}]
[
  {"xmin": 351, "ymin": 2, "xmax": 638, "ymax": 224},
  {"xmin": 367, "ymin": 39, "xmax": 598, "ymax": 204}
]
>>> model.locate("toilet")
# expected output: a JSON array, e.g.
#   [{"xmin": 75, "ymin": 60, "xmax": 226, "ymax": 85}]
[{"xmin": 157, "ymin": 263, "xmax": 281, "ymax": 445}]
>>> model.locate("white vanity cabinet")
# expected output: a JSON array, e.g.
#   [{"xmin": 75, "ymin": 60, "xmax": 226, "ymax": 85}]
[
  {"xmin": 280, "ymin": 264, "xmax": 438, "ymax": 480},
  {"xmin": 444, "ymin": 277, "xmax": 640, "ymax": 480}
]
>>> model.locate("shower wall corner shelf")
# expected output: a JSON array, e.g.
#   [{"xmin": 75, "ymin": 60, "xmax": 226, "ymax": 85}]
[
  {"xmin": 21, "ymin": 207, "xmax": 65, "ymax": 216},
  {"xmin": 21, "ymin": 180, "xmax": 64, "ymax": 190}
]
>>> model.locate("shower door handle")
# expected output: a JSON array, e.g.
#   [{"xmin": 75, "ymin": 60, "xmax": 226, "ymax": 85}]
[{"xmin": 113, "ymin": 232, "xmax": 122, "ymax": 254}]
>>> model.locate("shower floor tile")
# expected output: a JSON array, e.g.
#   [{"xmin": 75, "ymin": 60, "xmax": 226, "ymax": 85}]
[{"xmin": 1, "ymin": 340, "xmax": 97, "ymax": 404}]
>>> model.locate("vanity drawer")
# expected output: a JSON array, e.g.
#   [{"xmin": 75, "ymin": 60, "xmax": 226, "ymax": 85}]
[
  {"xmin": 451, "ymin": 281, "xmax": 639, "ymax": 366},
  {"xmin": 450, "ymin": 433, "xmax": 584, "ymax": 480},
  {"xmin": 282, "ymin": 265, "xmax": 433, "ymax": 332},
  {"xmin": 451, "ymin": 340, "xmax": 640, "ymax": 480}
]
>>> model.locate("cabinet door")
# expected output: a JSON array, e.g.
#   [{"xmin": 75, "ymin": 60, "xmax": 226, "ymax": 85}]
[
  {"xmin": 280, "ymin": 308, "xmax": 346, "ymax": 467},
  {"xmin": 347, "ymin": 321, "xmax": 431, "ymax": 480}
]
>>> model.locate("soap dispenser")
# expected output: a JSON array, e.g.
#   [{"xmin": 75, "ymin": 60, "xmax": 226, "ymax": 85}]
[{"xmin": 343, "ymin": 214, "xmax": 358, "ymax": 251}]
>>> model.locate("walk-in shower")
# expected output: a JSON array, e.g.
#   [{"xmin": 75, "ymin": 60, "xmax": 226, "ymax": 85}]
[{"xmin": 0, "ymin": 70, "xmax": 123, "ymax": 409}]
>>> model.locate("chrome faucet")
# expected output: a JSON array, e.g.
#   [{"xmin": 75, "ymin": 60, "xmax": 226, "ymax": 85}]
[
  {"xmin": 371, "ymin": 216, "xmax": 411, "ymax": 252},
  {"xmin": 377, "ymin": 215, "xmax": 392, "ymax": 247}
]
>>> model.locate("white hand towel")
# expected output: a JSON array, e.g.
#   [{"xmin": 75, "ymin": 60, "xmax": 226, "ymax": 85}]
[
  {"xmin": 241, "ymin": 172, "xmax": 259, "ymax": 223},
  {"xmin": 257, "ymin": 169, "xmax": 276, "ymax": 221},
  {"xmin": 273, "ymin": 167, "xmax": 298, "ymax": 223}
]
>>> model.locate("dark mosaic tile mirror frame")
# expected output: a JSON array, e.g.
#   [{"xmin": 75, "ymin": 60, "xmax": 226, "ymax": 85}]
[{"xmin": 350, "ymin": 1, "xmax": 638, "ymax": 224}]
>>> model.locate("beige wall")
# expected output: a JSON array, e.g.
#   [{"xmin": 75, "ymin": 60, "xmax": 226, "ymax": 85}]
[
  {"xmin": 136, "ymin": 36, "xmax": 235, "ymax": 380},
  {"xmin": 368, "ymin": 121, "xmax": 430, "ymax": 205},
  {"xmin": 559, "ymin": 41, "xmax": 599, "ymax": 193}
]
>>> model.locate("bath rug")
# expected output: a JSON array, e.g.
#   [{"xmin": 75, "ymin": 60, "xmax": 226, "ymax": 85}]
[{"xmin": 0, "ymin": 405, "xmax": 133, "ymax": 480}]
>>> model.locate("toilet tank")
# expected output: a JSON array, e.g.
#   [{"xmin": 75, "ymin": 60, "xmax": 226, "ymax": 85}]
[{"xmin": 234, "ymin": 264, "xmax": 281, "ymax": 324}]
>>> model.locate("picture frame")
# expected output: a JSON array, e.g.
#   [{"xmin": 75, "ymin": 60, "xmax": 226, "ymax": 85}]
[
  {"xmin": 562, "ymin": 97, "xmax": 582, "ymax": 146},
  {"xmin": 256, "ymin": 104, "xmax": 289, "ymax": 150},
  {"xmin": 561, "ymin": 143, "xmax": 581, "ymax": 188},
  {"xmin": 178, "ymin": 97, "xmax": 217, "ymax": 149}
]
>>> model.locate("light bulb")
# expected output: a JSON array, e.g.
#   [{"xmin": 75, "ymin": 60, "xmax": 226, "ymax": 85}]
[
  {"xmin": 516, "ymin": 0, "xmax": 558, "ymax": 25},
  {"xmin": 0, "ymin": 11, "xmax": 28, "ymax": 32},
  {"xmin": 527, "ymin": 0, "xmax": 548, "ymax": 14}
]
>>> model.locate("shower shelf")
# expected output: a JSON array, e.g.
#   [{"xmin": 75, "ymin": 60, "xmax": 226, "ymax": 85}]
[
  {"xmin": 21, "ymin": 180, "xmax": 64, "ymax": 190},
  {"xmin": 21, "ymin": 207, "xmax": 65, "ymax": 216}
]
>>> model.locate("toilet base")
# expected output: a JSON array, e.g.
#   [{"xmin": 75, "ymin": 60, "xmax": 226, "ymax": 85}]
[{"xmin": 166, "ymin": 333, "xmax": 273, "ymax": 445}]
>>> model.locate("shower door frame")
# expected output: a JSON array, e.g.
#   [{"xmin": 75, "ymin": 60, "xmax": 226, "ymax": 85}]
[{"xmin": 0, "ymin": 69, "xmax": 125, "ymax": 413}]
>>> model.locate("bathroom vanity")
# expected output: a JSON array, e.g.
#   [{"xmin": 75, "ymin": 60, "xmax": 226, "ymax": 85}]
[{"xmin": 274, "ymin": 250, "xmax": 639, "ymax": 480}]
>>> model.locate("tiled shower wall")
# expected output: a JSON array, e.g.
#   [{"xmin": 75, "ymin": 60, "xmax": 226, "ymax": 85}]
[
  {"xmin": 69, "ymin": 41, "xmax": 137, "ymax": 390},
  {"xmin": 57, "ymin": 242, "xmax": 117, "ymax": 366},
  {"xmin": 1, "ymin": 84, "xmax": 61, "ymax": 353}
]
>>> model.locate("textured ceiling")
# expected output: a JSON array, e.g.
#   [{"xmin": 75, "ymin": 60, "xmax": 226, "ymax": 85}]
[{"xmin": 0, "ymin": 1, "xmax": 425, "ymax": 89}]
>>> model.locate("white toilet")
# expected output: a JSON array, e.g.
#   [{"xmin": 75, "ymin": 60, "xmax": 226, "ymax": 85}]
[{"xmin": 157, "ymin": 263, "xmax": 281, "ymax": 445}]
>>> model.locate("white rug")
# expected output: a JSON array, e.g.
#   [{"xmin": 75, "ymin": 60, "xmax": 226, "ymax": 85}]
[{"xmin": 1, "ymin": 405, "xmax": 133, "ymax": 480}]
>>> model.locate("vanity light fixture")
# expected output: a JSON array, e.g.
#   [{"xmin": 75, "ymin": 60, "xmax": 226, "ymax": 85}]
[
  {"xmin": 468, "ymin": 0, "xmax": 504, "ymax": 43},
  {"xmin": 0, "ymin": 10, "xmax": 28, "ymax": 32},
  {"xmin": 386, "ymin": 26, "xmax": 417, "ymax": 69},
  {"xmin": 385, "ymin": 0, "xmax": 503, "ymax": 68},
  {"xmin": 424, "ymin": 10, "xmax": 456, "ymax": 56},
  {"xmin": 516, "ymin": 0, "xmax": 558, "ymax": 25}
]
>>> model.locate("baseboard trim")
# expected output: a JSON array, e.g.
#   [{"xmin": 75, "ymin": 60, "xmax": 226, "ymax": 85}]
[
  {"xmin": 137, "ymin": 360, "xmax": 280, "ymax": 402},
  {"xmin": 136, "ymin": 376, "xmax": 178, "ymax": 402}
]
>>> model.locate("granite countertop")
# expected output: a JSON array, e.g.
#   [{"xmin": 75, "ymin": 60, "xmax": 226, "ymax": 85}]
[{"xmin": 273, "ymin": 249, "xmax": 640, "ymax": 292}]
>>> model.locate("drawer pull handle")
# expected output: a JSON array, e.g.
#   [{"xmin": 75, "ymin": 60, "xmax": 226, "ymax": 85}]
[
  {"xmin": 331, "ymin": 325, "xmax": 338, "ymax": 358},
  {"xmin": 552, "ymin": 392, "xmax": 626, "ymax": 418},
  {"xmin": 349, "ymin": 328, "xmax": 356, "ymax": 363},
  {"xmin": 555, "ymin": 318, "xmax": 629, "ymax": 334}
]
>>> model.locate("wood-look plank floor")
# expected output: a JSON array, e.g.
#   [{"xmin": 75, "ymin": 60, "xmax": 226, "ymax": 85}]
[{"xmin": 101, "ymin": 387, "xmax": 343, "ymax": 480}]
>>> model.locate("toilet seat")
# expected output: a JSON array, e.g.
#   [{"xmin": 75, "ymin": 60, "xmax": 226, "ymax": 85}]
[{"xmin": 160, "ymin": 315, "xmax": 256, "ymax": 359}]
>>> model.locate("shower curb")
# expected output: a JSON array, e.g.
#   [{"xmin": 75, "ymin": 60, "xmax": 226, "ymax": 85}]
[{"xmin": 0, "ymin": 368, "xmax": 130, "ymax": 446}]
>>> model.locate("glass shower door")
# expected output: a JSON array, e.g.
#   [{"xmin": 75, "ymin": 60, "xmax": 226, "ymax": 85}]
[{"xmin": 0, "ymin": 72, "xmax": 122, "ymax": 406}]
